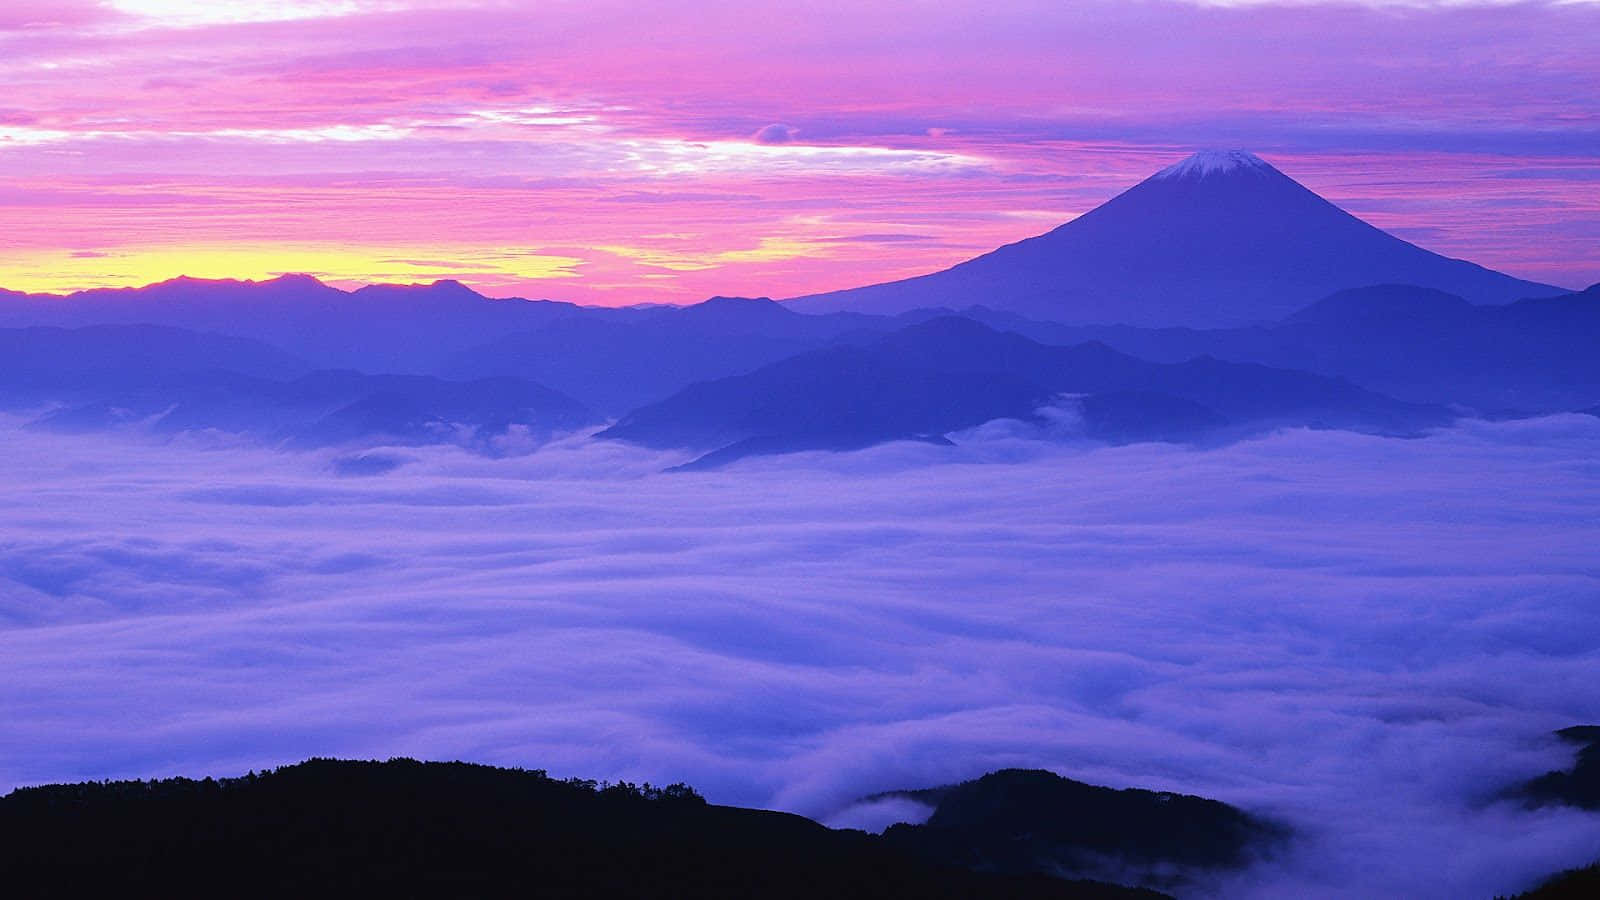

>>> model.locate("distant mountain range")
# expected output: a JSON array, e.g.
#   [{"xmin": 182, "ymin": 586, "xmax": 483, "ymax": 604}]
[
  {"xmin": 440, "ymin": 296, "xmax": 880, "ymax": 413},
  {"xmin": 0, "ymin": 275, "xmax": 586, "ymax": 373},
  {"xmin": 599, "ymin": 316, "xmax": 1452, "ymax": 469},
  {"xmin": 788, "ymin": 150, "xmax": 1564, "ymax": 326},
  {"xmin": 0, "ymin": 324, "xmax": 598, "ymax": 452},
  {"xmin": 944, "ymin": 282, "xmax": 1600, "ymax": 412},
  {"xmin": 4, "ymin": 275, "xmax": 1596, "ymax": 462},
  {"xmin": 0, "ymin": 149, "xmax": 1594, "ymax": 462},
  {"xmin": 0, "ymin": 278, "xmax": 876, "ymax": 411}
]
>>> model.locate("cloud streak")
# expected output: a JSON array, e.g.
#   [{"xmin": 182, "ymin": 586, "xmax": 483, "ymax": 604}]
[{"xmin": 1, "ymin": 415, "xmax": 1598, "ymax": 896}]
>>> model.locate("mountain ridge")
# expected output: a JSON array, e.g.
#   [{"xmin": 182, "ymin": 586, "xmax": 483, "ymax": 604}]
[
  {"xmin": 599, "ymin": 315, "xmax": 1452, "ymax": 468},
  {"xmin": 0, "ymin": 758, "xmax": 1166, "ymax": 900},
  {"xmin": 787, "ymin": 150, "xmax": 1564, "ymax": 326}
]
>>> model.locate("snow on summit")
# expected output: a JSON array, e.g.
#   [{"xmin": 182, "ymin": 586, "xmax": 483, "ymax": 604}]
[{"xmin": 1154, "ymin": 149, "xmax": 1275, "ymax": 180}]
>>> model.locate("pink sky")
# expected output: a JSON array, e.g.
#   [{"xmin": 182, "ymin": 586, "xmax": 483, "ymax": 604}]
[{"xmin": 2, "ymin": 0, "xmax": 1597, "ymax": 303}]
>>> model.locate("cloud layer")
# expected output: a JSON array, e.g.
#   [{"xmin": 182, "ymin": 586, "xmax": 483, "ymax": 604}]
[{"xmin": 2, "ymin": 415, "xmax": 1599, "ymax": 896}]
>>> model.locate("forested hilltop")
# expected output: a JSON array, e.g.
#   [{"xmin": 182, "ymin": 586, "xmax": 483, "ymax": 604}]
[{"xmin": 0, "ymin": 758, "xmax": 1163, "ymax": 899}]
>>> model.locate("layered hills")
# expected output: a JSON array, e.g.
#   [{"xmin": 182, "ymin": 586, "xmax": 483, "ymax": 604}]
[{"xmin": 599, "ymin": 316, "xmax": 1452, "ymax": 468}]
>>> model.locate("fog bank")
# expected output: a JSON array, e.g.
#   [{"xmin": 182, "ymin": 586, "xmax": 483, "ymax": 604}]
[{"xmin": 2, "ymin": 416, "xmax": 1598, "ymax": 897}]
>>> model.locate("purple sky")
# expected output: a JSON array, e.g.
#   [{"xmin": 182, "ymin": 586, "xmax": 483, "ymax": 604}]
[{"xmin": 1, "ymin": 0, "xmax": 1596, "ymax": 300}]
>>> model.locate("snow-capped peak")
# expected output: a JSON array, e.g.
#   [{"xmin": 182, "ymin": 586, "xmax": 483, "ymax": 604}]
[{"xmin": 1152, "ymin": 150, "xmax": 1274, "ymax": 181}]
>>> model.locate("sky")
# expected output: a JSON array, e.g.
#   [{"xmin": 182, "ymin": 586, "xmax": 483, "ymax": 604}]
[
  {"xmin": 2, "ymin": 413, "xmax": 1598, "ymax": 897},
  {"xmin": 3, "ymin": 0, "xmax": 1600, "ymax": 302},
  {"xmin": 1, "ymin": 0, "xmax": 1597, "ymax": 302}
]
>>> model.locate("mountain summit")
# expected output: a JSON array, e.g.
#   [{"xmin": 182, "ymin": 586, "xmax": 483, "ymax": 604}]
[
  {"xmin": 788, "ymin": 151, "xmax": 1562, "ymax": 326},
  {"xmin": 1150, "ymin": 149, "xmax": 1275, "ymax": 181}
]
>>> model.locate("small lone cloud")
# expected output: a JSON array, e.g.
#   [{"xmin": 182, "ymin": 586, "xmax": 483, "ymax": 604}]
[
  {"xmin": 752, "ymin": 123, "xmax": 798, "ymax": 145},
  {"xmin": 70, "ymin": 251, "xmax": 113, "ymax": 259},
  {"xmin": 331, "ymin": 452, "xmax": 409, "ymax": 477}
]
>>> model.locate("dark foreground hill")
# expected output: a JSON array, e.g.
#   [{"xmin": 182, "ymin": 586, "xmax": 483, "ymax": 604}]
[
  {"xmin": 1496, "ymin": 727, "xmax": 1600, "ymax": 900},
  {"xmin": 1501, "ymin": 864, "xmax": 1600, "ymax": 899},
  {"xmin": 1516, "ymin": 726, "xmax": 1600, "ymax": 811},
  {"xmin": 878, "ymin": 769, "xmax": 1286, "ymax": 892},
  {"xmin": 0, "ymin": 758, "xmax": 1166, "ymax": 900}
]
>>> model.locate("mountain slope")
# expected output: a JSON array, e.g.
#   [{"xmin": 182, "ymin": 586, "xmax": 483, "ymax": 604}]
[
  {"xmin": 443, "ymin": 296, "xmax": 881, "ymax": 414},
  {"xmin": 26, "ymin": 365, "xmax": 599, "ymax": 451},
  {"xmin": 599, "ymin": 317, "xmax": 1451, "ymax": 466},
  {"xmin": 789, "ymin": 150, "xmax": 1563, "ymax": 326},
  {"xmin": 0, "ymin": 279, "xmax": 892, "ymax": 394},
  {"xmin": 1517, "ymin": 726, "xmax": 1600, "ymax": 811},
  {"xmin": 0, "ymin": 275, "xmax": 585, "ymax": 372},
  {"xmin": 878, "ymin": 769, "xmax": 1285, "ymax": 891},
  {"xmin": 0, "ymin": 324, "xmax": 309, "ymax": 402},
  {"xmin": 987, "ymin": 283, "xmax": 1600, "ymax": 411},
  {"xmin": 0, "ymin": 759, "xmax": 1166, "ymax": 900}
]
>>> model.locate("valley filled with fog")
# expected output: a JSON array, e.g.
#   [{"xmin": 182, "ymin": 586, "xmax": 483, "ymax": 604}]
[
  {"xmin": 6, "ymin": 1, "xmax": 1600, "ymax": 894},
  {"xmin": 2, "ymin": 413, "xmax": 1597, "ymax": 898}
]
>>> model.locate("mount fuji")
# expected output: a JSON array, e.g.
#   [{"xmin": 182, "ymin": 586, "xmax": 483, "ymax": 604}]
[{"xmin": 787, "ymin": 150, "xmax": 1564, "ymax": 327}]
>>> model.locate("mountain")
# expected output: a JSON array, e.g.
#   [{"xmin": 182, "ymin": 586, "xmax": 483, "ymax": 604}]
[
  {"xmin": 1516, "ymin": 726, "xmax": 1600, "ymax": 811},
  {"xmin": 0, "ymin": 279, "xmax": 893, "ymax": 398},
  {"xmin": 599, "ymin": 316, "xmax": 1451, "ymax": 467},
  {"xmin": 24, "ymin": 361, "xmax": 599, "ymax": 452},
  {"xmin": 0, "ymin": 324, "xmax": 309, "ymax": 402},
  {"xmin": 877, "ymin": 769, "xmax": 1285, "ymax": 891},
  {"xmin": 443, "ymin": 296, "xmax": 883, "ymax": 414},
  {"xmin": 0, "ymin": 275, "xmax": 587, "ymax": 373},
  {"xmin": 789, "ymin": 150, "xmax": 1564, "ymax": 326},
  {"xmin": 1500, "ymin": 727, "xmax": 1600, "ymax": 899},
  {"xmin": 0, "ymin": 758, "xmax": 1167, "ymax": 900},
  {"xmin": 1504, "ymin": 864, "xmax": 1600, "ymax": 900},
  {"xmin": 987, "ymin": 283, "xmax": 1600, "ymax": 412}
]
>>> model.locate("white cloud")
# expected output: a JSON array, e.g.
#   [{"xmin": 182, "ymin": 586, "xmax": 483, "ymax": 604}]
[
  {"xmin": 1, "ymin": 415, "xmax": 1598, "ymax": 897},
  {"xmin": 105, "ymin": 0, "xmax": 400, "ymax": 28}
]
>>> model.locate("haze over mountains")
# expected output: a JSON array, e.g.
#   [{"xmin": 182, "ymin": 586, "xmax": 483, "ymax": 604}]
[
  {"xmin": 598, "ymin": 316, "xmax": 1451, "ymax": 469},
  {"xmin": 790, "ymin": 150, "xmax": 1564, "ymax": 326},
  {"xmin": 0, "ymin": 150, "xmax": 1593, "ymax": 464},
  {"xmin": 3, "ymin": 279, "xmax": 1593, "ymax": 465}
]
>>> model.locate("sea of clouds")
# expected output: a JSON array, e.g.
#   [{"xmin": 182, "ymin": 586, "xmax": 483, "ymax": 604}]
[{"xmin": 2, "ymin": 414, "xmax": 1598, "ymax": 897}]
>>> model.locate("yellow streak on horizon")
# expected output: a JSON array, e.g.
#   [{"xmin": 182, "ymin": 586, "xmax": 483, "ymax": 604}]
[
  {"xmin": 0, "ymin": 245, "xmax": 585, "ymax": 294},
  {"xmin": 596, "ymin": 237, "xmax": 823, "ymax": 272}
]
